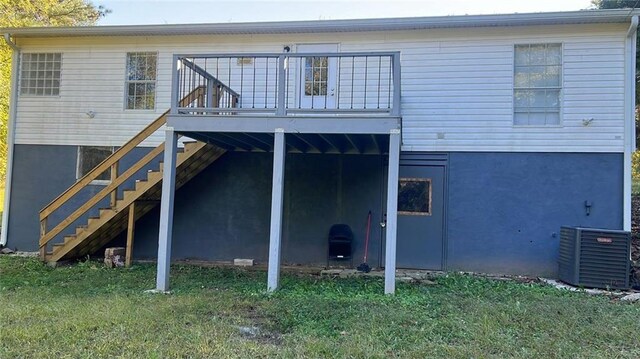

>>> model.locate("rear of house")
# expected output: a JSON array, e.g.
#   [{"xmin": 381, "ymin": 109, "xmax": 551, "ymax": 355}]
[{"xmin": 1, "ymin": 9, "xmax": 636, "ymax": 292}]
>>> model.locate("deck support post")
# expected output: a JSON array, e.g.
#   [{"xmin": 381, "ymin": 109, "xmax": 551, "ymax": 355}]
[
  {"xmin": 125, "ymin": 202, "xmax": 136, "ymax": 267},
  {"xmin": 109, "ymin": 161, "xmax": 119, "ymax": 207},
  {"xmin": 156, "ymin": 128, "xmax": 178, "ymax": 292},
  {"xmin": 385, "ymin": 129, "xmax": 401, "ymax": 294},
  {"xmin": 267, "ymin": 129, "xmax": 286, "ymax": 292},
  {"xmin": 206, "ymin": 79, "xmax": 215, "ymax": 108},
  {"xmin": 276, "ymin": 55, "xmax": 286, "ymax": 116},
  {"xmin": 39, "ymin": 218, "xmax": 47, "ymax": 261}
]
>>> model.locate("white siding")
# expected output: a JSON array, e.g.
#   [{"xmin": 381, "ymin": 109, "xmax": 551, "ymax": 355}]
[{"xmin": 14, "ymin": 23, "xmax": 628, "ymax": 152}]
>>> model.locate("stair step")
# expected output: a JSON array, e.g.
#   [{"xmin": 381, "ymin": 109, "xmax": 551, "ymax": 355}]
[
  {"xmin": 147, "ymin": 171, "xmax": 162, "ymax": 181},
  {"xmin": 115, "ymin": 198, "xmax": 128, "ymax": 208},
  {"xmin": 99, "ymin": 208, "xmax": 116, "ymax": 216},
  {"xmin": 183, "ymin": 142, "xmax": 198, "ymax": 153},
  {"xmin": 52, "ymin": 246, "xmax": 63, "ymax": 255},
  {"xmin": 122, "ymin": 190, "xmax": 137, "ymax": 201},
  {"xmin": 47, "ymin": 140, "xmax": 222, "ymax": 263},
  {"xmin": 75, "ymin": 225, "xmax": 88, "ymax": 235},
  {"xmin": 134, "ymin": 180, "xmax": 148, "ymax": 191}
]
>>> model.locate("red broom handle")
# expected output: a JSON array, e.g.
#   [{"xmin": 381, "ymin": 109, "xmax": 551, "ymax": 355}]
[{"xmin": 364, "ymin": 211, "xmax": 371, "ymax": 262}]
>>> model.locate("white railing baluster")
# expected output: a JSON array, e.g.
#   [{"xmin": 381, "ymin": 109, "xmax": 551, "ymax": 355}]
[{"xmin": 172, "ymin": 52, "xmax": 400, "ymax": 117}]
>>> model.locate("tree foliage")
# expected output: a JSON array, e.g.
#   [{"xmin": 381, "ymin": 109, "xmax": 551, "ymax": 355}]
[
  {"xmin": 592, "ymin": 0, "xmax": 640, "ymax": 76},
  {"xmin": 592, "ymin": 0, "xmax": 640, "ymax": 107},
  {"xmin": 593, "ymin": 1, "xmax": 640, "ymax": 180},
  {"xmin": 0, "ymin": 1, "xmax": 108, "ymax": 182},
  {"xmin": 592, "ymin": 0, "xmax": 640, "ymax": 9}
]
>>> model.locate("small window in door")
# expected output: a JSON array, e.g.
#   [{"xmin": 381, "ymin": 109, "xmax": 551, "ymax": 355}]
[
  {"xmin": 304, "ymin": 56, "xmax": 328, "ymax": 96},
  {"xmin": 398, "ymin": 178, "xmax": 431, "ymax": 216}
]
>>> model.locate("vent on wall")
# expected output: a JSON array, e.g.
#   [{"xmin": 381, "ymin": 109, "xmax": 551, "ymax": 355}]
[{"xmin": 559, "ymin": 226, "xmax": 631, "ymax": 290}]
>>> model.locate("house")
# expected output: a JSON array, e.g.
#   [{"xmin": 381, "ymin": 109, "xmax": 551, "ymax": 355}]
[{"xmin": 0, "ymin": 9, "xmax": 636, "ymax": 294}]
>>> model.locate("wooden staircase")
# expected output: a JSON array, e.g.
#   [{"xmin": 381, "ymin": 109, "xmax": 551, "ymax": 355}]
[{"xmin": 39, "ymin": 86, "xmax": 234, "ymax": 264}]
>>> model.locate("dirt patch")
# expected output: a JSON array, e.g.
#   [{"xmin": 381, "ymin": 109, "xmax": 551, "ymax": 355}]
[
  {"xmin": 235, "ymin": 305, "xmax": 283, "ymax": 346},
  {"xmin": 237, "ymin": 325, "xmax": 283, "ymax": 346}
]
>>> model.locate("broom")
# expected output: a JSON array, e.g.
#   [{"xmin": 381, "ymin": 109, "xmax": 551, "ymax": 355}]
[{"xmin": 357, "ymin": 211, "xmax": 372, "ymax": 273}]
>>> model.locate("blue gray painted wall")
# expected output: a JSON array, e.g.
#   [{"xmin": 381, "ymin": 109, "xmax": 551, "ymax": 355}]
[
  {"xmin": 446, "ymin": 152, "xmax": 623, "ymax": 277},
  {"xmin": 6, "ymin": 144, "xmax": 161, "ymax": 252},
  {"xmin": 130, "ymin": 152, "xmax": 385, "ymax": 268},
  {"xmin": 5, "ymin": 145, "xmax": 624, "ymax": 278},
  {"xmin": 8, "ymin": 145, "xmax": 384, "ymax": 265}
]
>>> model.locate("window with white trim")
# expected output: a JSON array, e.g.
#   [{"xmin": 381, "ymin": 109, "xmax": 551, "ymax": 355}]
[
  {"xmin": 20, "ymin": 53, "xmax": 62, "ymax": 96},
  {"xmin": 77, "ymin": 146, "xmax": 115, "ymax": 184},
  {"xmin": 125, "ymin": 52, "xmax": 157, "ymax": 110},
  {"xmin": 514, "ymin": 44, "xmax": 562, "ymax": 125}
]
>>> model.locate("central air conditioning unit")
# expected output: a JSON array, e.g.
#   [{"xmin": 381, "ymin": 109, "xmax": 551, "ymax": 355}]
[{"xmin": 559, "ymin": 226, "xmax": 631, "ymax": 290}]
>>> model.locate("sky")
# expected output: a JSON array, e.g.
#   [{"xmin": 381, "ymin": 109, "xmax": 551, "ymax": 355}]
[{"xmin": 96, "ymin": 0, "xmax": 597, "ymax": 26}]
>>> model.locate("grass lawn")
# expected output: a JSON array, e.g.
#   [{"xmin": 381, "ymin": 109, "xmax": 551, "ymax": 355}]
[{"xmin": 1, "ymin": 257, "xmax": 639, "ymax": 358}]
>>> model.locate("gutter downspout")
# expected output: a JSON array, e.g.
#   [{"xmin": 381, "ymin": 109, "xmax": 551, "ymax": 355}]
[
  {"xmin": 624, "ymin": 16, "xmax": 638, "ymax": 232},
  {"xmin": 1, "ymin": 34, "xmax": 19, "ymax": 246}
]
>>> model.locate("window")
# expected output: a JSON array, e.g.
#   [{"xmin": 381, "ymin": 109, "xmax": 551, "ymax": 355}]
[
  {"xmin": 398, "ymin": 178, "xmax": 431, "ymax": 216},
  {"xmin": 20, "ymin": 53, "xmax": 62, "ymax": 96},
  {"xmin": 125, "ymin": 52, "xmax": 157, "ymax": 110},
  {"xmin": 304, "ymin": 56, "xmax": 328, "ymax": 96},
  {"xmin": 77, "ymin": 146, "xmax": 114, "ymax": 183},
  {"xmin": 514, "ymin": 44, "xmax": 562, "ymax": 125}
]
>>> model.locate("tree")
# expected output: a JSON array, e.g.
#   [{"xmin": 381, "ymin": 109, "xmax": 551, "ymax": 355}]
[
  {"xmin": 592, "ymin": 0, "xmax": 640, "ymax": 9},
  {"xmin": 0, "ymin": 1, "xmax": 108, "ymax": 182},
  {"xmin": 594, "ymin": 1, "xmax": 640, "ymax": 163},
  {"xmin": 592, "ymin": 2, "xmax": 640, "ymax": 102}
]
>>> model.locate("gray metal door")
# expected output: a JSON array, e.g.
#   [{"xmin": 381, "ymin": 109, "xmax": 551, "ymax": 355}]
[{"xmin": 396, "ymin": 165, "xmax": 445, "ymax": 270}]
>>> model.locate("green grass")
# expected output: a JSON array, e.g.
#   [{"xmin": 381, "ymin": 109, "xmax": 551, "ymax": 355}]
[{"xmin": 1, "ymin": 257, "xmax": 639, "ymax": 358}]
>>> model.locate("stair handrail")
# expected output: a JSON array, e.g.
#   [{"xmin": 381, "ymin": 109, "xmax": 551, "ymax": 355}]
[
  {"xmin": 181, "ymin": 58, "xmax": 240, "ymax": 98},
  {"xmin": 38, "ymin": 86, "xmax": 206, "ymax": 254}
]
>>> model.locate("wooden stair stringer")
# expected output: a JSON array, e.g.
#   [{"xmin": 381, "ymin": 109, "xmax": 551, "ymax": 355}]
[
  {"xmin": 76, "ymin": 146, "xmax": 225, "ymax": 258},
  {"xmin": 46, "ymin": 143, "xmax": 226, "ymax": 262}
]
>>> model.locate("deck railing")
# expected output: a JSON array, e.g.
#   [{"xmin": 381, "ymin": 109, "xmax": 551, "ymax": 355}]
[{"xmin": 172, "ymin": 52, "xmax": 401, "ymax": 117}]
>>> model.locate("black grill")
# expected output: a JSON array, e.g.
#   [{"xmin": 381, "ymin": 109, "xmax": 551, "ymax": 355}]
[{"xmin": 327, "ymin": 224, "xmax": 353, "ymax": 267}]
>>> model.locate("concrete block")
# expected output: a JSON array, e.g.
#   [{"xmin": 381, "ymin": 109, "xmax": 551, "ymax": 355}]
[{"xmin": 234, "ymin": 258, "xmax": 254, "ymax": 267}]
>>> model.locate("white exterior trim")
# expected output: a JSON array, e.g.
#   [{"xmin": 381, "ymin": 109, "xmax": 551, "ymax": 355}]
[
  {"xmin": 1, "ymin": 36, "xmax": 19, "ymax": 246},
  {"xmin": 1, "ymin": 9, "xmax": 639, "ymax": 38},
  {"xmin": 624, "ymin": 15, "xmax": 637, "ymax": 232}
]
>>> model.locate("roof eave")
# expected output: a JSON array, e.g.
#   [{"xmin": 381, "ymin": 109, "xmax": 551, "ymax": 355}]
[{"xmin": 2, "ymin": 9, "xmax": 640, "ymax": 38}]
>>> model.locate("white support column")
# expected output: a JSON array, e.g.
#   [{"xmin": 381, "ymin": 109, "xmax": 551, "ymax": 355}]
[
  {"xmin": 385, "ymin": 129, "xmax": 401, "ymax": 294},
  {"xmin": 156, "ymin": 128, "xmax": 179, "ymax": 292},
  {"xmin": 267, "ymin": 129, "xmax": 286, "ymax": 292}
]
